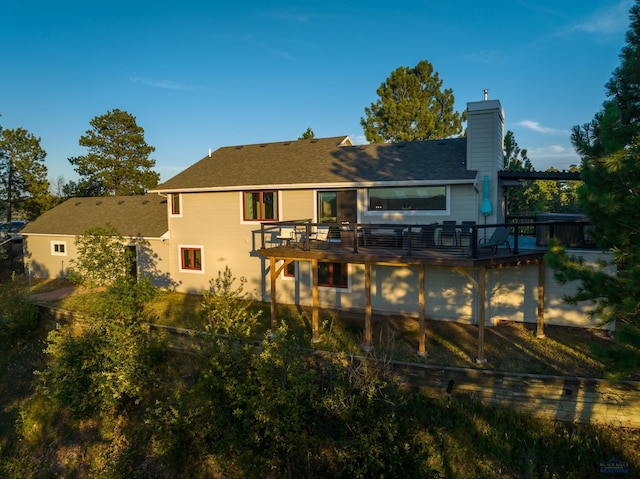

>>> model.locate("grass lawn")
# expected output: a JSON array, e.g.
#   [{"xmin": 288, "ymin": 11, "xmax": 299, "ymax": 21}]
[{"xmin": 29, "ymin": 278, "xmax": 640, "ymax": 381}]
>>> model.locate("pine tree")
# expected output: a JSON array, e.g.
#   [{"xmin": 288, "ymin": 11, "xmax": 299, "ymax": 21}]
[
  {"xmin": 0, "ymin": 127, "xmax": 49, "ymax": 223},
  {"xmin": 361, "ymin": 60, "xmax": 465, "ymax": 143},
  {"xmin": 69, "ymin": 109, "xmax": 159, "ymax": 196},
  {"xmin": 547, "ymin": 0, "xmax": 640, "ymax": 326}
]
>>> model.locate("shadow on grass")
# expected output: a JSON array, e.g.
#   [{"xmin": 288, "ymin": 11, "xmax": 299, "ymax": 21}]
[{"xmin": 590, "ymin": 323, "xmax": 640, "ymax": 380}]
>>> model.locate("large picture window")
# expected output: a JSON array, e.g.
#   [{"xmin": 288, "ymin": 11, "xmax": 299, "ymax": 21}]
[
  {"xmin": 318, "ymin": 262, "xmax": 348, "ymax": 288},
  {"xmin": 243, "ymin": 191, "xmax": 278, "ymax": 221},
  {"xmin": 368, "ymin": 186, "xmax": 446, "ymax": 211},
  {"xmin": 180, "ymin": 247, "xmax": 202, "ymax": 271}
]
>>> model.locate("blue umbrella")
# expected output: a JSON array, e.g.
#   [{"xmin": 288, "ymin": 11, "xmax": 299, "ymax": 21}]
[{"xmin": 480, "ymin": 176, "xmax": 492, "ymax": 239}]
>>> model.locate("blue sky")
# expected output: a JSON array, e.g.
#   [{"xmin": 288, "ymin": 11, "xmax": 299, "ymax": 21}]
[{"xmin": 0, "ymin": 0, "xmax": 632, "ymax": 184}]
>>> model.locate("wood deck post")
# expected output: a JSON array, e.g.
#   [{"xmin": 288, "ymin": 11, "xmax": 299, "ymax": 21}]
[
  {"xmin": 363, "ymin": 262, "xmax": 373, "ymax": 351},
  {"xmin": 476, "ymin": 267, "xmax": 487, "ymax": 364},
  {"xmin": 537, "ymin": 260, "xmax": 546, "ymax": 339},
  {"xmin": 311, "ymin": 258, "xmax": 320, "ymax": 343},
  {"xmin": 270, "ymin": 257, "xmax": 277, "ymax": 329},
  {"xmin": 418, "ymin": 265, "xmax": 427, "ymax": 356}
]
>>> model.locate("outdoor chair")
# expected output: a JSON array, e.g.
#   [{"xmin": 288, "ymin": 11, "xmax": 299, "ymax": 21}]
[
  {"xmin": 276, "ymin": 226, "xmax": 295, "ymax": 246},
  {"xmin": 459, "ymin": 220, "xmax": 476, "ymax": 245},
  {"xmin": 309, "ymin": 226, "xmax": 330, "ymax": 248},
  {"xmin": 439, "ymin": 221, "xmax": 459, "ymax": 246},
  {"xmin": 478, "ymin": 226, "xmax": 512, "ymax": 254}
]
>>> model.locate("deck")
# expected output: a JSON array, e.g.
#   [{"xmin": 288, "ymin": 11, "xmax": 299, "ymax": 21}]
[
  {"xmin": 257, "ymin": 220, "xmax": 595, "ymax": 358},
  {"xmin": 255, "ymin": 220, "xmax": 583, "ymax": 268}
]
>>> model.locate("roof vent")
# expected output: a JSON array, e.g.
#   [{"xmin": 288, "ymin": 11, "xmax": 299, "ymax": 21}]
[
  {"xmin": 142, "ymin": 200, "xmax": 149, "ymax": 204},
  {"xmin": 260, "ymin": 143, "xmax": 267, "ymax": 147},
  {"xmin": 283, "ymin": 141, "xmax": 291, "ymax": 145},
  {"xmin": 310, "ymin": 139, "xmax": 318, "ymax": 143},
  {"xmin": 118, "ymin": 200, "xmax": 125, "ymax": 205},
  {"xmin": 75, "ymin": 201, "xmax": 82, "ymax": 206},
  {"xmin": 208, "ymin": 148, "xmax": 212, "ymax": 157},
  {"xmin": 483, "ymin": 89, "xmax": 488, "ymax": 101},
  {"xmin": 96, "ymin": 200, "xmax": 102, "ymax": 205}
]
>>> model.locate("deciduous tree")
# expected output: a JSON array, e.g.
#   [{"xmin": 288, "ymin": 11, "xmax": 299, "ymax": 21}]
[
  {"xmin": 69, "ymin": 109, "xmax": 159, "ymax": 196},
  {"xmin": 361, "ymin": 60, "xmax": 465, "ymax": 143},
  {"xmin": 68, "ymin": 224, "xmax": 134, "ymax": 288}
]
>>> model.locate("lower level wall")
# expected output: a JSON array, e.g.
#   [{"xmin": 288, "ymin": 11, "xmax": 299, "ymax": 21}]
[{"xmin": 269, "ymin": 250, "xmax": 615, "ymax": 330}]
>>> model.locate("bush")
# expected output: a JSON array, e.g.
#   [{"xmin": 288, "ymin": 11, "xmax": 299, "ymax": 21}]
[{"xmin": 0, "ymin": 273, "xmax": 39, "ymax": 344}]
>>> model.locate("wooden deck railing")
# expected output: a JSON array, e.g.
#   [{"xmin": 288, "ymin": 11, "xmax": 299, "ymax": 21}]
[{"xmin": 260, "ymin": 219, "xmax": 596, "ymax": 258}]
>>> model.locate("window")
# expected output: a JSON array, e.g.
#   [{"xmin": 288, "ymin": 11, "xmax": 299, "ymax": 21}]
[
  {"xmin": 368, "ymin": 186, "xmax": 446, "ymax": 211},
  {"xmin": 317, "ymin": 190, "xmax": 357, "ymax": 223},
  {"xmin": 283, "ymin": 260, "xmax": 296, "ymax": 278},
  {"xmin": 170, "ymin": 193, "xmax": 181, "ymax": 216},
  {"xmin": 51, "ymin": 241, "xmax": 67, "ymax": 256},
  {"xmin": 243, "ymin": 191, "xmax": 278, "ymax": 221},
  {"xmin": 180, "ymin": 247, "xmax": 202, "ymax": 272},
  {"xmin": 318, "ymin": 262, "xmax": 348, "ymax": 288}
]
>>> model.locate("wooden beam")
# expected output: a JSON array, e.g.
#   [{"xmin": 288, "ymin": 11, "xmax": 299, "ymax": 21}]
[
  {"xmin": 477, "ymin": 267, "xmax": 487, "ymax": 364},
  {"xmin": 311, "ymin": 258, "xmax": 320, "ymax": 343},
  {"xmin": 418, "ymin": 265, "xmax": 427, "ymax": 356},
  {"xmin": 537, "ymin": 260, "xmax": 546, "ymax": 339},
  {"xmin": 270, "ymin": 257, "xmax": 277, "ymax": 329},
  {"xmin": 363, "ymin": 263, "xmax": 373, "ymax": 351}
]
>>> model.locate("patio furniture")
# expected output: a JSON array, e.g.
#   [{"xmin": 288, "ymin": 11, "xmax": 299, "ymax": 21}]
[
  {"xmin": 459, "ymin": 220, "xmax": 476, "ymax": 245},
  {"xmin": 276, "ymin": 226, "xmax": 295, "ymax": 246},
  {"xmin": 309, "ymin": 225, "xmax": 330, "ymax": 248},
  {"xmin": 439, "ymin": 221, "xmax": 459, "ymax": 246},
  {"xmin": 478, "ymin": 226, "xmax": 512, "ymax": 253}
]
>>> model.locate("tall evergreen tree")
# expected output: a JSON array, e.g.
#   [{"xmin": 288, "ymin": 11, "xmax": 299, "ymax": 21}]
[
  {"xmin": 361, "ymin": 60, "xmax": 465, "ymax": 143},
  {"xmin": 547, "ymin": 0, "xmax": 640, "ymax": 326},
  {"xmin": 0, "ymin": 127, "xmax": 49, "ymax": 223},
  {"xmin": 69, "ymin": 109, "xmax": 159, "ymax": 196}
]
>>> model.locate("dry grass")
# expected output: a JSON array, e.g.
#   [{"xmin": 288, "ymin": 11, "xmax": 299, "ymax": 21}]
[{"xmin": 28, "ymin": 278, "xmax": 640, "ymax": 380}]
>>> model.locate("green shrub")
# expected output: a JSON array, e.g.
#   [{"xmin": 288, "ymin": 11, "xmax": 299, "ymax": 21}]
[{"xmin": 0, "ymin": 273, "xmax": 39, "ymax": 344}]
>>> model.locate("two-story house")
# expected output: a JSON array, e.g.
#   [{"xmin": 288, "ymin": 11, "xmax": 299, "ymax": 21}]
[{"xmin": 22, "ymin": 98, "xmax": 611, "ymax": 354}]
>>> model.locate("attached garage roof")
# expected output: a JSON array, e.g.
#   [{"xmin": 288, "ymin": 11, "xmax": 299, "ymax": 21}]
[{"xmin": 21, "ymin": 194, "xmax": 168, "ymax": 238}]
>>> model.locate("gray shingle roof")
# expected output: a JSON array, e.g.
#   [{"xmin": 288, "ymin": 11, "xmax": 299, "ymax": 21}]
[
  {"xmin": 152, "ymin": 136, "xmax": 475, "ymax": 192},
  {"xmin": 21, "ymin": 194, "xmax": 168, "ymax": 237}
]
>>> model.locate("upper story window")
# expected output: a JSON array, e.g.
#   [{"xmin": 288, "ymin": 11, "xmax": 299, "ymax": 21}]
[
  {"xmin": 243, "ymin": 191, "xmax": 278, "ymax": 221},
  {"xmin": 368, "ymin": 186, "xmax": 446, "ymax": 211},
  {"xmin": 317, "ymin": 190, "xmax": 357, "ymax": 224},
  {"xmin": 170, "ymin": 193, "xmax": 181, "ymax": 216}
]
